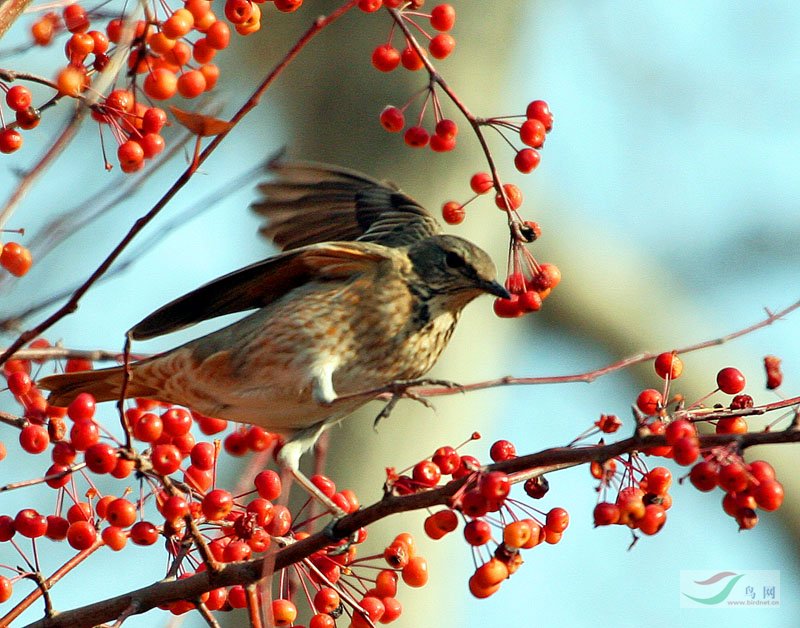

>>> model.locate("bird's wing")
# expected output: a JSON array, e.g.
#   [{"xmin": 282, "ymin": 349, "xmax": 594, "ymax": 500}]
[
  {"xmin": 129, "ymin": 242, "xmax": 392, "ymax": 340},
  {"xmin": 251, "ymin": 157, "xmax": 441, "ymax": 250}
]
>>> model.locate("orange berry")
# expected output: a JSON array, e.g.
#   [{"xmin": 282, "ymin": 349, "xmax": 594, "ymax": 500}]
[
  {"xmin": 401, "ymin": 555, "xmax": 428, "ymax": 587},
  {"xmin": 162, "ymin": 9, "xmax": 194, "ymax": 39},
  {"xmin": 177, "ymin": 70, "xmax": 207, "ymax": 98},
  {"xmin": 56, "ymin": 65, "xmax": 86, "ymax": 96},
  {"xmin": 1, "ymin": 242, "xmax": 33, "ymax": 276},
  {"xmin": 143, "ymin": 68, "xmax": 178, "ymax": 100}
]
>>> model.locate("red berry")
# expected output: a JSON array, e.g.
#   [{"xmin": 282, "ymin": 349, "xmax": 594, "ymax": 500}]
[
  {"xmin": 202, "ymin": 489, "xmax": 234, "ymax": 520},
  {"xmin": 519, "ymin": 118, "xmax": 546, "ymax": 148},
  {"xmin": 435, "ymin": 118, "xmax": 458, "ymax": 140},
  {"xmin": 494, "ymin": 183, "xmax": 523, "ymax": 210},
  {"xmin": 162, "ymin": 408, "xmax": 192, "ymax": 436},
  {"xmin": 671, "ymin": 436, "xmax": 700, "ymax": 466},
  {"xmin": 514, "ymin": 148, "xmax": 541, "ymax": 173},
  {"xmin": 404, "ymin": 126, "xmax": 429, "ymax": 148},
  {"xmin": 526, "ymin": 99, "xmax": 554, "ymax": 131},
  {"xmin": 15, "ymin": 508, "xmax": 47, "ymax": 538},
  {"xmin": 429, "ymin": 133, "xmax": 456, "ymax": 152},
  {"xmin": 636, "ymin": 389, "xmax": 662, "ymax": 415},
  {"xmin": 423, "ymin": 509, "xmax": 458, "ymax": 540},
  {"xmin": 67, "ymin": 392, "xmax": 95, "ymax": 421},
  {"xmin": 0, "ymin": 515, "xmax": 15, "ymax": 541},
  {"xmin": 478, "ymin": 471, "xmax": 510, "ymax": 502},
  {"xmin": 643, "ymin": 467, "xmax": 672, "ymax": 495},
  {"xmin": 637, "ymin": 504, "xmax": 667, "ymax": 535},
  {"xmin": 489, "ymin": 439, "xmax": 516, "ymax": 462},
  {"xmin": 400, "ymin": 46, "xmax": 425, "ymax": 71},
  {"xmin": 130, "ymin": 520, "xmax": 159, "ymax": 545},
  {"xmin": 545, "ymin": 507, "xmax": 569, "ymax": 533},
  {"xmin": 431, "ymin": 446, "xmax": 460, "ymax": 474},
  {"xmin": 224, "ymin": 0, "xmax": 253, "ymax": 24},
  {"xmin": 523, "ymin": 475, "xmax": 549, "ymax": 499},
  {"xmin": 133, "ymin": 412, "xmax": 163, "ymax": 442},
  {"xmin": 70, "ymin": 420, "xmax": 100, "ymax": 451},
  {"xmin": 460, "ymin": 490, "xmax": 489, "ymax": 518},
  {"xmin": 46, "ymin": 515, "xmax": 69, "ymax": 540},
  {"xmin": 715, "ymin": 416, "xmax": 748, "ymax": 434},
  {"xmin": 84, "ymin": 442, "xmax": 118, "ymax": 474},
  {"xmin": 358, "ymin": 0, "xmax": 382, "ymax": 12},
  {"xmin": 63, "ymin": 4, "xmax": 89, "ymax": 33},
  {"xmin": 254, "ymin": 470, "xmax": 282, "ymax": 500},
  {"xmin": 716, "ymin": 367, "xmax": 746, "ymax": 394},
  {"xmin": 654, "ymin": 352, "xmax": 683, "ymax": 380},
  {"xmin": 428, "ymin": 33, "xmax": 455, "ymax": 59},
  {"xmin": 0, "ymin": 128, "xmax": 23, "ymax": 154},
  {"xmin": 379, "ymin": 106, "xmax": 405, "ymax": 132},
  {"xmin": 105, "ymin": 498, "xmax": 137, "ymax": 527},
  {"xmin": 313, "ymin": 587, "xmax": 341, "ymax": 614},
  {"xmin": 593, "ymin": 502, "xmax": 621, "ymax": 526},
  {"xmin": 151, "ymin": 443, "xmax": 182, "ymax": 475},
  {"xmin": 310, "ymin": 474, "xmax": 336, "ymax": 498},
  {"xmin": 412, "ymin": 460, "xmax": 441, "ymax": 487},
  {"xmin": 441, "ymin": 201, "xmax": 465, "ymax": 225},
  {"xmin": 430, "ymin": 4, "xmax": 456, "ymax": 31},
  {"xmin": 718, "ymin": 461, "xmax": 749, "ymax": 493},
  {"xmin": 372, "ymin": 44, "xmax": 401, "ymax": 72},
  {"xmin": 470, "ymin": 172, "xmax": 494, "ymax": 194},
  {"xmin": 730, "ymin": 394, "xmax": 754, "ymax": 410},
  {"xmin": 67, "ymin": 520, "xmax": 97, "ymax": 549},
  {"xmin": 19, "ymin": 424, "xmax": 49, "ymax": 454},
  {"xmin": 753, "ymin": 479, "xmax": 784, "ymax": 511},
  {"xmin": 5, "ymin": 85, "xmax": 32, "ymax": 112},
  {"xmin": 664, "ymin": 418, "xmax": 696, "ymax": 445},
  {"xmin": 401, "ymin": 556, "xmax": 429, "ymax": 588}
]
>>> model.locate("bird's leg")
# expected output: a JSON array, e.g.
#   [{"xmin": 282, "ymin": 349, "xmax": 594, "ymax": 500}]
[{"xmin": 276, "ymin": 426, "xmax": 347, "ymax": 520}]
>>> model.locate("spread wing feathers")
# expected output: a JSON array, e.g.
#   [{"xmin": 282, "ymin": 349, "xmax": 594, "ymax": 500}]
[
  {"xmin": 129, "ymin": 243, "xmax": 392, "ymax": 341},
  {"xmin": 252, "ymin": 159, "xmax": 441, "ymax": 251}
]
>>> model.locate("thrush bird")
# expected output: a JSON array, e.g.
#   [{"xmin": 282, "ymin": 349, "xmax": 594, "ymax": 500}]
[{"xmin": 39, "ymin": 158, "xmax": 510, "ymax": 510}]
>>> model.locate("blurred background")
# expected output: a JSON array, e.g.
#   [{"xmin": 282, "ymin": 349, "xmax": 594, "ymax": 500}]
[{"xmin": 1, "ymin": 1, "xmax": 799, "ymax": 626}]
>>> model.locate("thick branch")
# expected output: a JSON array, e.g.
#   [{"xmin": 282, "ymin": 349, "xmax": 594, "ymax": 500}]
[{"xmin": 23, "ymin": 427, "xmax": 800, "ymax": 628}]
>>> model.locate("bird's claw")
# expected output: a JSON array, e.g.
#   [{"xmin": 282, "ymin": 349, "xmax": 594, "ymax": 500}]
[
  {"xmin": 373, "ymin": 378, "xmax": 462, "ymax": 429},
  {"xmin": 322, "ymin": 516, "xmax": 359, "ymax": 554}
]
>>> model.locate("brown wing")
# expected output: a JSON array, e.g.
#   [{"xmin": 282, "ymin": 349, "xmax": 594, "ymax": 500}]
[
  {"xmin": 251, "ymin": 157, "xmax": 441, "ymax": 251},
  {"xmin": 129, "ymin": 242, "xmax": 392, "ymax": 340}
]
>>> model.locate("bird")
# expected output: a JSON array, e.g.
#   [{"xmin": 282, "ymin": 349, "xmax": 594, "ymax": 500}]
[{"xmin": 38, "ymin": 157, "xmax": 510, "ymax": 512}]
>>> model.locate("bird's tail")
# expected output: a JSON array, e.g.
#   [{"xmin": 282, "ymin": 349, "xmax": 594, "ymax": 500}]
[{"xmin": 38, "ymin": 366, "xmax": 160, "ymax": 407}]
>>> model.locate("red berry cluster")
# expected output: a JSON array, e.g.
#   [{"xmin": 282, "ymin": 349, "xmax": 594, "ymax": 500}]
[
  {"xmin": 388, "ymin": 437, "xmax": 569, "ymax": 599},
  {"xmin": 0, "ymin": 84, "xmax": 37, "ymax": 155},
  {"xmin": 493, "ymin": 241, "xmax": 561, "ymax": 318},
  {"xmin": 371, "ymin": 4, "xmax": 456, "ymax": 74},
  {"xmin": 18, "ymin": 0, "xmax": 312, "ymax": 172},
  {"xmin": 1, "ymin": 352, "xmax": 438, "ymax": 623},
  {"xmin": 438, "ymin": 100, "xmax": 554, "ymax": 225},
  {"xmin": 373, "ymin": 4, "xmax": 460, "ymax": 151},
  {"xmin": 603, "ymin": 353, "xmax": 786, "ymax": 533}
]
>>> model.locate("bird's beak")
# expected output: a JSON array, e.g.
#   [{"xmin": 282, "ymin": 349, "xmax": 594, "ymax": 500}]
[{"xmin": 483, "ymin": 280, "xmax": 511, "ymax": 300}]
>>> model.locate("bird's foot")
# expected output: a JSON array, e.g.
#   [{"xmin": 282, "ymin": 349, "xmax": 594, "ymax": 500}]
[
  {"xmin": 323, "ymin": 516, "xmax": 360, "ymax": 555},
  {"xmin": 373, "ymin": 378, "xmax": 462, "ymax": 429}
]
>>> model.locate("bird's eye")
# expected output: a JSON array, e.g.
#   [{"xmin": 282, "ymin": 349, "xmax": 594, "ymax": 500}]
[{"xmin": 445, "ymin": 251, "xmax": 465, "ymax": 268}]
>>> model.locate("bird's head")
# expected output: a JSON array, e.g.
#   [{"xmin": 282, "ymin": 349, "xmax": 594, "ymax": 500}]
[{"xmin": 406, "ymin": 235, "xmax": 510, "ymax": 312}]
